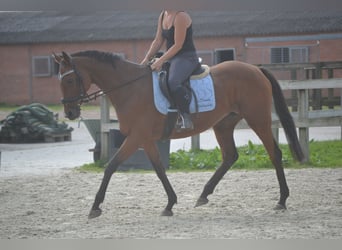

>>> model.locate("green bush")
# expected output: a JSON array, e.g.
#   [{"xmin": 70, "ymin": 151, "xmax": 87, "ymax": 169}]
[{"xmin": 169, "ymin": 140, "xmax": 342, "ymax": 171}]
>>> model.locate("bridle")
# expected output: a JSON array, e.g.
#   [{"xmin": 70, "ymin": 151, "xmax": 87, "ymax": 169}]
[
  {"xmin": 58, "ymin": 66, "xmax": 91, "ymax": 105},
  {"xmin": 58, "ymin": 63, "xmax": 149, "ymax": 105}
]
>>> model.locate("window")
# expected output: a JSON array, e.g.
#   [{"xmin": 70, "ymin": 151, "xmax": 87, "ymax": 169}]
[
  {"xmin": 32, "ymin": 56, "xmax": 52, "ymax": 77},
  {"xmin": 215, "ymin": 49, "xmax": 235, "ymax": 64},
  {"xmin": 271, "ymin": 48, "xmax": 289, "ymax": 63},
  {"xmin": 52, "ymin": 60, "xmax": 59, "ymax": 75},
  {"xmin": 271, "ymin": 47, "xmax": 308, "ymax": 64},
  {"xmin": 290, "ymin": 47, "xmax": 308, "ymax": 63}
]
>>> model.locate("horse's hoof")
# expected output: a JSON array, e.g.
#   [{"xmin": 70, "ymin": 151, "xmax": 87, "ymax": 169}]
[
  {"xmin": 88, "ymin": 208, "xmax": 102, "ymax": 219},
  {"xmin": 274, "ymin": 203, "xmax": 287, "ymax": 210},
  {"xmin": 161, "ymin": 209, "xmax": 173, "ymax": 216},
  {"xmin": 195, "ymin": 197, "xmax": 209, "ymax": 207}
]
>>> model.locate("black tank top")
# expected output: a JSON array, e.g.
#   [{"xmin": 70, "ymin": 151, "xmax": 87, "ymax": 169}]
[{"xmin": 161, "ymin": 12, "xmax": 197, "ymax": 56}]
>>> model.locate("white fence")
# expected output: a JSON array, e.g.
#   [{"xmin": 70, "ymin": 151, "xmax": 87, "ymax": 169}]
[{"xmin": 235, "ymin": 78, "xmax": 342, "ymax": 162}]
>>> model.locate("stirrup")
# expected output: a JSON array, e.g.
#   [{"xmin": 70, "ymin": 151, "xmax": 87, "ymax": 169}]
[{"xmin": 176, "ymin": 113, "xmax": 193, "ymax": 131}]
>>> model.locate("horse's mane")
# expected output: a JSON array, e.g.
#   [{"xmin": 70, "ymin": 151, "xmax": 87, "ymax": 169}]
[{"xmin": 71, "ymin": 50, "xmax": 122, "ymax": 68}]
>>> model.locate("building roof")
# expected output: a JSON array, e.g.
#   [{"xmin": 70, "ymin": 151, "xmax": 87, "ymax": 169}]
[{"xmin": 0, "ymin": 11, "xmax": 342, "ymax": 44}]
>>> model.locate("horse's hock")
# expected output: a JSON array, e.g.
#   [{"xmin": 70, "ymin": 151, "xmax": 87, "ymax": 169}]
[{"xmin": 82, "ymin": 119, "xmax": 170, "ymax": 170}]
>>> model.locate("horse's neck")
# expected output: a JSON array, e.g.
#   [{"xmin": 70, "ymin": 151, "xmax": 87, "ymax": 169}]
[
  {"xmin": 88, "ymin": 59, "xmax": 151, "ymax": 116},
  {"xmin": 91, "ymin": 59, "xmax": 146, "ymax": 90}
]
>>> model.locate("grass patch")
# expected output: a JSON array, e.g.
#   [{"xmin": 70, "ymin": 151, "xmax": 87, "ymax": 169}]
[
  {"xmin": 309, "ymin": 140, "xmax": 342, "ymax": 167},
  {"xmin": 169, "ymin": 142, "xmax": 289, "ymax": 171},
  {"xmin": 78, "ymin": 140, "xmax": 342, "ymax": 172},
  {"xmin": 0, "ymin": 103, "xmax": 23, "ymax": 112},
  {"xmin": 0, "ymin": 103, "xmax": 99, "ymax": 112},
  {"xmin": 77, "ymin": 161, "xmax": 106, "ymax": 173},
  {"xmin": 169, "ymin": 140, "xmax": 342, "ymax": 171}
]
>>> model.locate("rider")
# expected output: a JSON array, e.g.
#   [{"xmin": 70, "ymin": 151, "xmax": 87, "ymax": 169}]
[{"xmin": 141, "ymin": 10, "xmax": 199, "ymax": 130}]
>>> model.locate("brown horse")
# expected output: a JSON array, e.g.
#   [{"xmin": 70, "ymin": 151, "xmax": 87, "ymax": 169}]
[{"xmin": 53, "ymin": 50, "xmax": 304, "ymax": 219}]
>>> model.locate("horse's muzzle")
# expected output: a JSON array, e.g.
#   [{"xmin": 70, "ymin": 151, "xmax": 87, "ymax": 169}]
[{"xmin": 64, "ymin": 105, "xmax": 81, "ymax": 120}]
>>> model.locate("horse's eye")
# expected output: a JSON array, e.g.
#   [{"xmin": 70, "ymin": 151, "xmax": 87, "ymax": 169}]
[{"xmin": 66, "ymin": 78, "xmax": 74, "ymax": 84}]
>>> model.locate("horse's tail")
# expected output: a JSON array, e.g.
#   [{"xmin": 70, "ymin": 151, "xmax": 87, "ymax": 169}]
[{"xmin": 260, "ymin": 67, "xmax": 305, "ymax": 162}]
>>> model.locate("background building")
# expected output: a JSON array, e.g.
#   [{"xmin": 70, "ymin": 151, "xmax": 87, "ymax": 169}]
[{"xmin": 0, "ymin": 11, "xmax": 341, "ymax": 105}]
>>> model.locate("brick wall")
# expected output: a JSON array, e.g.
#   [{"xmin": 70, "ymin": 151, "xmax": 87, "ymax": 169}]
[{"xmin": 0, "ymin": 34, "xmax": 341, "ymax": 105}]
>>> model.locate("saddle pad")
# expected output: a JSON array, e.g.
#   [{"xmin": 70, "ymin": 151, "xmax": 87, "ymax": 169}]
[{"xmin": 152, "ymin": 72, "xmax": 216, "ymax": 115}]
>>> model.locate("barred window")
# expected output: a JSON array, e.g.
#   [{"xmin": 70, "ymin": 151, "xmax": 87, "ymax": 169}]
[
  {"xmin": 271, "ymin": 47, "xmax": 308, "ymax": 64},
  {"xmin": 32, "ymin": 56, "xmax": 52, "ymax": 77},
  {"xmin": 271, "ymin": 48, "xmax": 289, "ymax": 63}
]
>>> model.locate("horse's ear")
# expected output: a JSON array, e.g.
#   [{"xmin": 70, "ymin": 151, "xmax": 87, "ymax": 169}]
[
  {"xmin": 62, "ymin": 51, "xmax": 72, "ymax": 65},
  {"xmin": 52, "ymin": 52, "xmax": 63, "ymax": 64}
]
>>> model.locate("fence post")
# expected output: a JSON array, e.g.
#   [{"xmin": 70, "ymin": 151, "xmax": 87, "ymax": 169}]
[
  {"xmin": 340, "ymin": 73, "xmax": 342, "ymax": 139},
  {"xmin": 100, "ymin": 95, "xmax": 110, "ymax": 162},
  {"xmin": 271, "ymin": 102, "xmax": 279, "ymax": 143},
  {"xmin": 298, "ymin": 89, "xmax": 309, "ymax": 162},
  {"xmin": 290, "ymin": 69, "xmax": 298, "ymax": 111},
  {"xmin": 312, "ymin": 63, "xmax": 322, "ymax": 110},
  {"xmin": 191, "ymin": 134, "xmax": 200, "ymax": 150},
  {"xmin": 327, "ymin": 68, "xmax": 334, "ymax": 109}
]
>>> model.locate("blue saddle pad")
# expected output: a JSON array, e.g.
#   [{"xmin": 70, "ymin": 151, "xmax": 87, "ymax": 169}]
[{"xmin": 152, "ymin": 72, "xmax": 216, "ymax": 115}]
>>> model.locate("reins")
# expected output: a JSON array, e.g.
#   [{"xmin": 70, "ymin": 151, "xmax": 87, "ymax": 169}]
[
  {"xmin": 77, "ymin": 72, "xmax": 149, "ymax": 104},
  {"xmin": 59, "ymin": 64, "xmax": 150, "ymax": 104}
]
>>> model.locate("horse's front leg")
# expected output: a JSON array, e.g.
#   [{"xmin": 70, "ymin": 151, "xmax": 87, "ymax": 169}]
[
  {"xmin": 88, "ymin": 137, "xmax": 138, "ymax": 219},
  {"xmin": 143, "ymin": 141, "xmax": 177, "ymax": 216}
]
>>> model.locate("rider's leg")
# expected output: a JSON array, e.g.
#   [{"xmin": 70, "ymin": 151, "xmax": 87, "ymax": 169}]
[{"xmin": 168, "ymin": 53, "xmax": 198, "ymax": 129}]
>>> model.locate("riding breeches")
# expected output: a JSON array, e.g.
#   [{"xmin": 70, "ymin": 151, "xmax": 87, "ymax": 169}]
[{"xmin": 167, "ymin": 51, "xmax": 199, "ymax": 93}]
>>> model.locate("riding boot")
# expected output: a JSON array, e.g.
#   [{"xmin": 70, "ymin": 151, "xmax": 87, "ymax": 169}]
[{"xmin": 172, "ymin": 86, "xmax": 194, "ymax": 130}]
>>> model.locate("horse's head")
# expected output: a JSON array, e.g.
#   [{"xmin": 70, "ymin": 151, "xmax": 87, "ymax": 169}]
[{"xmin": 53, "ymin": 52, "xmax": 91, "ymax": 120}]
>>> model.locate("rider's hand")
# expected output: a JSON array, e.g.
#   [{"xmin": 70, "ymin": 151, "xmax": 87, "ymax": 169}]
[{"xmin": 151, "ymin": 58, "xmax": 163, "ymax": 71}]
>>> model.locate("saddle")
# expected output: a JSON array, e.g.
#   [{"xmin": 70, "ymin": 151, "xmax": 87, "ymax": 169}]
[
  {"xmin": 158, "ymin": 63, "xmax": 210, "ymax": 106},
  {"xmin": 158, "ymin": 62, "xmax": 210, "ymax": 140}
]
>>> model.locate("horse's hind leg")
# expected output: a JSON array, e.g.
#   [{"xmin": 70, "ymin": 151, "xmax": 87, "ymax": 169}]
[
  {"xmin": 196, "ymin": 113, "xmax": 241, "ymax": 207},
  {"xmin": 247, "ymin": 121, "xmax": 289, "ymax": 210},
  {"xmin": 143, "ymin": 141, "xmax": 177, "ymax": 216}
]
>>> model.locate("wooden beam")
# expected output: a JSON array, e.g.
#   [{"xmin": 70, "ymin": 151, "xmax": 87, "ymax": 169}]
[
  {"xmin": 100, "ymin": 96, "xmax": 110, "ymax": 162},
  {"xmin": 279, "ymin": 78, "xmax": 342, "ymax": 90}
]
